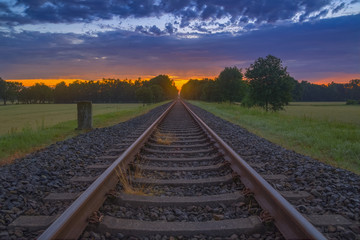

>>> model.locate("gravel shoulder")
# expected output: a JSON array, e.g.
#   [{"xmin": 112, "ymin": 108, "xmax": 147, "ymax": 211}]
[
  {"xmin": 187, "ymin": 102, "xmax": 360, "ymax": 240},
  {"xmin": 0, "ymin": 102, "xmax": 170, "ymax": 239},
  {"xmin": 0, "ymin": 101, "xmax": 359, "ymax": 239}
]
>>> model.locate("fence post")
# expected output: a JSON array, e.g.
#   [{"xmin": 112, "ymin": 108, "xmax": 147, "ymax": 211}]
[{"xmin": 76, "ymin": 101, "xmax": 92, "ymax": 130}]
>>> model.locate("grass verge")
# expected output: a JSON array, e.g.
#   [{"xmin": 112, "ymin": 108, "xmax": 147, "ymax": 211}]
[
  {"xmin": 0, "ymin": 103, "xmax": 156, "ymax": 135},
  {"xmin": 189, "ymin": 101, "xmax": 360, "ymax": 174},
  {"xmin": 0, "ymin": 102, "xmax": 168, "ymax": 165}
]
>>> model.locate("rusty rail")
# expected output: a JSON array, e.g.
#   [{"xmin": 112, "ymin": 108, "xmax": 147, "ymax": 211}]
[
  {"xmin": 39, "ymin": 99, "xmax": 326, "ymax": 239},
  {"xmin": 181, "ymin": 99, "xmax": 326, "ymax": 240},
  {"xmin": 38, "ymin": 101, "xmax": 176, "ymax": 240}
]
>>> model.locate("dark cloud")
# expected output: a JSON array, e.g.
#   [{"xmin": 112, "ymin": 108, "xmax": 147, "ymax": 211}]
[
  {"xmin": 135, "ymin": 24, "xmax": 171, "ymax": 35},
  {"xmin": 314, "ymin": 9, "xmax": 330, "ymax": 19},
  {"xmin": 0, "ymin": 14, "xmax": 359, "ymax": 81},
  {"xmin": 135, "ymin": 25, "xmax": 146, "ymax": 33},
  {"xmin": 160, "ymin": 0, "xmax": 192, "ymax": 13},
  {"xmin": 0, "ymin": 2, "xmax": 11, "ymax": 14},
  {"xmin": 240, "ymin": 16, "xmax": 249, "ymax": 23},
  {"xmin": 332, "ymin": 3, "xmax": 346, "ymax": 13},
  {"xmin": 149, "ymin": 25, "xmax": 162, "ymax": 35},
  {"xmin": 178, "ymin": 8, "xmax": 198, "ymax": 28},
  {"xmin": 1, "ymin": 0, "xmax": 355, "ymax": 30},
  {"xmin": 165, "ymin": 23, "xmax": 176, "ymax": 34},
  {"xmin": 200, "ymin": 5, "xmax": 218, "ymax": 20},
  {"xmin": 193, "ymin": 23, "xmax": 209, "ymax": 33}
]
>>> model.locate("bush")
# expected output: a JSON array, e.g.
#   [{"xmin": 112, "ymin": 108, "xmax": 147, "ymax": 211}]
[
  {"xmin": 241, "ymin": 93, "xmax": 255, "ymax": 108},
  {"xmin": 346, "ymin": 99, "xmax": 359, "ymax": 105}
]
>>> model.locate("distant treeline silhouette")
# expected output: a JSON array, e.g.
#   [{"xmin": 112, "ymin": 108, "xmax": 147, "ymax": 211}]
[
  {"xmin": 181, "ymin": 78, "xmax": 360, "ymax": 102},
  {"xmin": 1, "ymin": 56, "xmax": 359, "ymax": 109},
  {"xmin": 0, "ymin": 75, "xmax": 178, "ymax": 105},
  {"xmin": 181, "ymin": 55, "xmax": 360, "ymax": 111}
]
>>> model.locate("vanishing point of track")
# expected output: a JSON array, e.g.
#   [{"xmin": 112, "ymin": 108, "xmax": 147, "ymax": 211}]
[{"xmin": 38, "ymin": 99, "xmax": 326, "ymax": 239}]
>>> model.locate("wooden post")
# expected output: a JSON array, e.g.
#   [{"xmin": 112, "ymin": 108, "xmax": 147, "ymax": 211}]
[{"xmin": 76, "ymin": 101, "xmax": 92, "ymax": 130}]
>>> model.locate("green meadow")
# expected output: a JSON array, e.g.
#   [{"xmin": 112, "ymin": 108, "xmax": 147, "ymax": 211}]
[
  {"xmin": 189, "ymin": 101, "xmax": 360, "ymax": 174},
  {"xmin": 0, "ymin": 102, "xmax": 167, "ymax": 164}
]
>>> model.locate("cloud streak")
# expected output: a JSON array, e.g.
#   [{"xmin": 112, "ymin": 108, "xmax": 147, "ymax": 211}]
[
  {"xmin": 0, "ymin": 14, "xmax": 359, "ymax": 83},
  {"xmin": 1, "ymin": 0, "xmax": 359, "ymax": 34}
]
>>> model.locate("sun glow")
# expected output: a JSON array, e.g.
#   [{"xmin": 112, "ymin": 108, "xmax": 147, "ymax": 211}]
[
  {"xmin": 6, "ymin": 79, "xmax": 88, "ymax": 87},
  {"xmin": 6, "ymin": 77, "xmax": 197, "ymax": 90},
  {"xmin": 6, "ymin": 77, "xmax": 192, "ymax": 90},
  {"xmin": 8, "ymin": 73, "xmax": 355, "ymax": 91},
  {"xmin": 310, "ymin": 73, "xmax": 360, "ymax": 85}
]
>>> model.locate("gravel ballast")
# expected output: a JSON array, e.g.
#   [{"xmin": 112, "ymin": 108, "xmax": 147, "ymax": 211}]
[
  {"xmin": 0, "ymin": 103, "xmax": 170, "ymax": 239},
  {"xmin": 1, "ymin": 101, "xmax": 359, "ymax": 239},
  {"xmin": 187, "ymin": 102, "xmax": 360, "ymax": 240},
  {"xmin": 84, "ymin": 101, "xmax": 278, "ymax": 240}
]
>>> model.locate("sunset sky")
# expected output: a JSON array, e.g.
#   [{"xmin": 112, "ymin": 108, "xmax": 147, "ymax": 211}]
[{"xmin": 0, "ymin": 0, "xmax": 359, "ymax": 89}]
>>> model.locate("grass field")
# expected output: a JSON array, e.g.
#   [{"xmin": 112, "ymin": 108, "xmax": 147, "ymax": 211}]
[
  {"xmin": 284, "ymin": 102, "xmax": 360, "ymax": 125},
  {"xmin": 189, "ymin": 101, "xmax": 360, "ymax": 174},
  {"xmin": 0, "ymin": 102, "xmax": 168, "ymax": 165},
  {"xmin": 0, "ymin": 103, "xmax": 150, "ymax": 135}
]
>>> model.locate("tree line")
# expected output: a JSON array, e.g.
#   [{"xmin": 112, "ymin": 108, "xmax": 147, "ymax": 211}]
[
  {"xmin": 181, "ymin": 55, "xmax": 360, "ymax": 111},
  {"xmin": 1, "ymin": 56, "xmax": 359, "ymax": 110},
  {"xmin": 293, "ymin": 80, "xmax": 360, "ymax": 102},
  {"xmin": 0, "ymin": 75, "xmax": 178, "ymax": 105}
]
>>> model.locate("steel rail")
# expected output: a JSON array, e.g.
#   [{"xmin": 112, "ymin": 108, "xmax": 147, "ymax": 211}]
[
  {"xmin": 38, "ymin": 101, "xmax": 176, "ymax": 240},
  {"xmin": 181, "ymin": 99, "xmax": 326, "ymax": 240}
]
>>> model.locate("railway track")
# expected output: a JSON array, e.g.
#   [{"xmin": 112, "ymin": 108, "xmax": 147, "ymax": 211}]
[
  {"xmin": 12, "ymin": 99, "xmax": 359, "ymax": 239},
  {"xmin": 26, "ymin": 99, "xmax": 324, "ymax": 239}
]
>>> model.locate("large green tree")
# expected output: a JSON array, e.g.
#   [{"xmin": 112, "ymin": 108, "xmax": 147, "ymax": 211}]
[
  {"xmin": 217, "ymin": 66, "xmax": 246, "ymax": 102},
  {"xmin": 245, "ymin": 55, "xmax": 295, "ymax": 111}
]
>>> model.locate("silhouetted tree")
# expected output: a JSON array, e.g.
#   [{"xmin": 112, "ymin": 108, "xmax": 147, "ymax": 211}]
[
  {"xmin": 0, "ymin": 79, "xmax": 24, "ymax": 105},
  {"xmin": 246, "ymin": 55, "xmax": 294, "ymax": 111},
  {"xmin": 7, "ymin": 73, "xmax": 359, "ymax": 105},
  {"xmin": 181, "ymin": 78, "xmax": 221, "ymax": 102},
  {"xmin": 54, "ymin": 81, "xmax": 69, "ymax": 103},
  {"xmin": 24, "ymin": 83, "xmax": 53, "ymax": 103},
  {"xmin": 297, "ymin": 80, "xmax": 359, "ymax": 102},
  {"xmin": 181, "ymin": 79, "xmax": 205, "ymax": 100},
  {"xmin": 136, "ymin": 86, "xmax": 153, "ymax": 104},
  {"xmin": 6, "ymin": 81, "xmax": 23, "ymax": 104},
  {"xmin": 292, "ymin": 79, "xmax": 303, "ymax": 101},
  {"xmin": 148, "ymin": 75, "xmax": 178, "ymax": 99},
  {"xmin": 201, "ymin": 79, "xmax": 221, "ymax": 101},
  {"xmin": 0, "ymin": 78, "xmax": 7, "ymax": 105},
  {"xmin": 346, "ymin": 79, "xmax": 360, "ymax": 101},
  {"xmin": 217, "ymin": 67, "xmax": 246, "ymax": 102},
  {"xmin": 150, "ymin": 85, "xmax": 164, "ymax": 102}
]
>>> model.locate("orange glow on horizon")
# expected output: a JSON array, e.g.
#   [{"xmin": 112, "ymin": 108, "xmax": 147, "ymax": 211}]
[
  {"xmin": 310, "ymin": 73, "xmax": 360, "ymax": 85},
  {"xmin": 6, "ymin": 79, "xmax": 87, "ymax": 87},
  {"xmin": 139, "ymin": 75, "xmax": 216, "ymax": 89},
  {"xmin": 6, "ymin": 75, "xmax": 217, "ymax": 90},
  {"xmin": 7, "ymin": 73, "xmax": 358, "ymax": 91}
]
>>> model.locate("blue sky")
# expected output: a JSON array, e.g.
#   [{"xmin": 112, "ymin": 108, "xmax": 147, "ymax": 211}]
[{"xmin": 0, "ymin": 0, "xmax": 359, "ymax": 87}]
